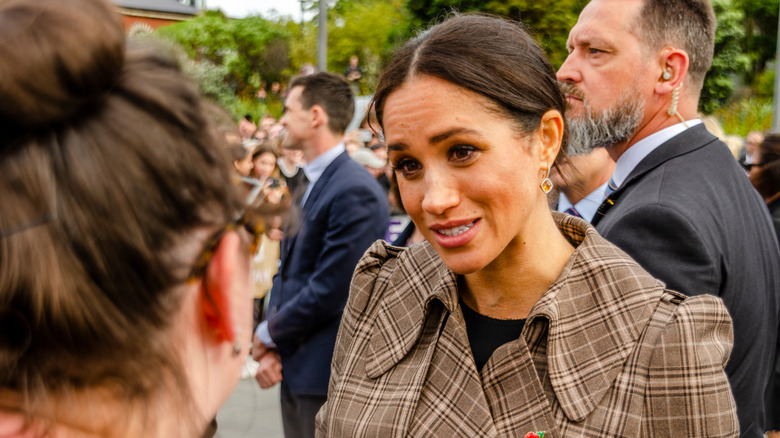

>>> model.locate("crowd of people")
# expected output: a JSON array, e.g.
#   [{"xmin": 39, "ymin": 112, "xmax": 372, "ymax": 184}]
[{"xmin": 1, "ymin": 0, "xmax": 779, "ymax": 437}]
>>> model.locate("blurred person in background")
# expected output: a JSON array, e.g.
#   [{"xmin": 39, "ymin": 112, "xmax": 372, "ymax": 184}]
[
  {"xmin": 0, "ymin": 0, "xmax": 258, "ymax": 437},
  {"xmin": 277, "ymin": 143, "xmax": 306, "ymax": 195},
  {"xmin": 350, "ymin": 148, "xmax": 388, "ymax": 182},
  {"xmin": 232, "ymin": 145, "xmax": 254, "ymax": 177},
  {"xmin": 239, "ymin": 114, "xmax": 257, "ymax": 139},
  {"xmin": 344, "ymin": 55, "xmax": 364, "ymax": 96},
  {"xmin": 248, "ymin": 143, "xmax": 290, "ymax": 328},
  {"xmin": 550, "ymin": 148, "xmax": 615, "ymax": 222},
  {"xmin": 748, "ymin": 133, "xmax": 780, "ymax": 438},
  {"xmin": 748, "ymin": 133, "xmax": 780, "ymax": 236},
  {"xmin": 741, "ymin": 130, "xmax": 765, "ymax": 166}
]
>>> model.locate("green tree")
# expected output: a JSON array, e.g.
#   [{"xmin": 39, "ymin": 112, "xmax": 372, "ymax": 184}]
[
  {"xmin": 737, "ymin": 0, "xmax": 780, "ymax": 82},
  {"xmin": 155, "ymin": 11, "xmax": 293, "ymax": 118},
  {"xmin": 229, "ymin": 16, "xmax": 292, "ymax": 99},
  {"xmin": 404, "ymin": 0, "xmax": 585, "ymax": 68},
  {"xmin": 701, "ymin": 0, "xmax": 751, "ymax": 113},
  {"xmin": 328, "ymin": 0, "xmax": 411, "ymax": 93}
]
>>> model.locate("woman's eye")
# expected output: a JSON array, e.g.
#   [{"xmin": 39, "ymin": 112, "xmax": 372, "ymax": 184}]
[
  {"xmin": 450, "ymin": 145, "xmax": 478, "ymax": 162},
  {"xmin": 393, "ymin": 158, "xmax": 422, "ymax": 178}
]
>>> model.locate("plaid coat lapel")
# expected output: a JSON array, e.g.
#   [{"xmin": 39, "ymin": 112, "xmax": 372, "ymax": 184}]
[
  {"xmin": 365, "ymin": 243, "xmax": 456, "ymax": 378},
  {"xmin": 528, "ymin": 214, "xmax": 665, "ymax": 421}
]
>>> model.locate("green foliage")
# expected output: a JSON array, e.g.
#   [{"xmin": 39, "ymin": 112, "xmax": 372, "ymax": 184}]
[
  {"xmin": 736, "ymin": 0, "xmax": 779, "ymax": 81},
  {"xmin": 404, "ymin": 0, "xmax": 585, "ymax": 68},
  {"xmin": 156, "ymin": 11, "xmax": 235, "ymax": 65},
  {"xmin": 482, "ymin": 0, "xmax": 585, "ymax": 68},
  {"xmin": 328, "ymin": 0, "xmax": 411, "ymax": 93},
  {"xmin": 715, "ymin": 97, "xmax": 773, "ymax": 135},
  {"xmin": 701, "ymin": 0, "xmax": 751, "ymax": 113},
  {"xmin": 229, "ymin": 16, "xmax": 292, "ymax": 98},
  {"xmin": 155, "ymin": 10, "xmax": 291, "ymax": 119},
  {"xmin": 754, "ymin": 67, "xmax": 775, "ymax": 98}
]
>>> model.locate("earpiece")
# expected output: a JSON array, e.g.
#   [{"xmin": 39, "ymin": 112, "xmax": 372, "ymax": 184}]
[{"xmin": 662, "ymin": 70, "xmax": 672, "ymax": 81}]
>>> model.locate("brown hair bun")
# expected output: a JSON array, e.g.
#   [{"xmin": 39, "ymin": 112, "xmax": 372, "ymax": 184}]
[{"xmin": 0, "ymin": 0, "xmax": 124, "ymax": 134}]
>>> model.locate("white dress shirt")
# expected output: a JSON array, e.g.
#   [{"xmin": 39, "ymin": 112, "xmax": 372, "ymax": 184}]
[{"xmin": 557, "ymin": 181, "xmax": 609, "ymax": 223}]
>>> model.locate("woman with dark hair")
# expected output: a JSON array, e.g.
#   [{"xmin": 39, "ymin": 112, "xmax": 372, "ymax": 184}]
[
  {"xmin": 0, "ymin": 0, "xmax": 258, "ymax": 436},
  {"xmin": 750, "ymin": 133, "xmax": 780, "ymax": 437},
  {"xmin": 316, "ymin": 14, "xmax": 737, "ymax": 436}
]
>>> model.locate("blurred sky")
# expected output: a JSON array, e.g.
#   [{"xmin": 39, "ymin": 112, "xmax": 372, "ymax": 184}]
[{"xmin": 204, "ymin": 0, "xmax": 304, "ymax": 19}]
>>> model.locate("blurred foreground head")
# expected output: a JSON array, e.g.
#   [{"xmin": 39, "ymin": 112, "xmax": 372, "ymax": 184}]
[{"xmin": 0, "ymin": 0, "xmax": 252, "ymax": 436}]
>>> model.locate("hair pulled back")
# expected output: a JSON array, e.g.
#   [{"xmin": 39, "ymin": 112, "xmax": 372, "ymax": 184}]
[
  {"xmin": 372, "ymin": 14, "xmax": 568, "ymax": 159},
  {"xmin": 0, "ymin": 0, "xmax": 243, "ymax": 425}
]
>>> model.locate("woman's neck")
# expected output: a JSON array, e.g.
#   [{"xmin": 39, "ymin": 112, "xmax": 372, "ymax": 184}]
[{"xmin": 459, "ymin": 213, "xmax": 574, "ymax": 319}]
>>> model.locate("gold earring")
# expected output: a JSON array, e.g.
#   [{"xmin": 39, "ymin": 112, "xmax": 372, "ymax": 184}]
[{"xmin": 540, "ymin": 167, "xmax": 553, "ymax": 194}]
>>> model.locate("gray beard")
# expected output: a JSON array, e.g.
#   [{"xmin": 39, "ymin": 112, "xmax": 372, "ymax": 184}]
[{"xmin": 566, "ymin": 91, "xmax": 644, "ymax": 156}]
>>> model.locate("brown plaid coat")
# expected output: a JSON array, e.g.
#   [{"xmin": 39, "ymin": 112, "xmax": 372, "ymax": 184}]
[{"xmin": 316, "ymin": 214, "xmax": 738, "ymax": 437}]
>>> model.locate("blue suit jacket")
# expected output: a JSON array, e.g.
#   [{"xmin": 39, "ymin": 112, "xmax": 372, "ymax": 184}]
[
  {"xmin": 266, "ymin": 151, "xmax": 389, "ymax": 396},
  {"xmin": 593, "ymin": 124, "xmax": 780, "ymax": 437}
]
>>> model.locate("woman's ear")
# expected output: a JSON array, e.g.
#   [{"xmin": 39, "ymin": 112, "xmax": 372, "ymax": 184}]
[
  {"xmin": 199, "ymin": 231, "xmax": 241, "ymax": 344},
  {"xmin": 538, "ymin": 109, "xmax": 564, "ymax": 164}
]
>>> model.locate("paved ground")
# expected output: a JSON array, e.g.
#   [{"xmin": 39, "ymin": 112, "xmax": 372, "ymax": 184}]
[{"xmin": 215, "ymin": 358, "xmax": 283, "ymax": 438}]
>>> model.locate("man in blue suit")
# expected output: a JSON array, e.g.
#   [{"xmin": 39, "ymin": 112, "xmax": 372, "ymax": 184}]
[{"xmin": 252, "ymin": 72, "xmax": 389, "ymax": 438}]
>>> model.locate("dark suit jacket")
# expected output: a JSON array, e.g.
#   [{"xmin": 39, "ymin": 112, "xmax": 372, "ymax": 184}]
[
  {"xmin": 592, "ymin": 124, "xmax": 780, "ymax": 436},
  {"xmin": 766, "ymin": 198, "xmax": 780, "ymax": 430},
  {"xmin": 266, "ymin": 151, "xmax": 389, "ymax": 396}
]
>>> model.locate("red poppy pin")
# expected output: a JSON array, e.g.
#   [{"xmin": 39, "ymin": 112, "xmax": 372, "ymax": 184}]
[{"xmin": 524, "ymin": 433, "xmax": 545, "ymax": 438}]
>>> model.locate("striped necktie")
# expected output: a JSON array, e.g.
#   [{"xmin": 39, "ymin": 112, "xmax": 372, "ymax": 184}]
[
  {"xmin": 563, "ymin": 206, "xmax": 582, "ymax": 218},
  {"xmin": 604, "ymin": 177, "xmax": 619, "ymax": 198}
]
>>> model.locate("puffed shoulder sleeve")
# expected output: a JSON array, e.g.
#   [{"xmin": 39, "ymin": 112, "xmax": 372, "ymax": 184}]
[{"xmin": 642, "ymin": 293, "xmax": 739, "ymax": 437}]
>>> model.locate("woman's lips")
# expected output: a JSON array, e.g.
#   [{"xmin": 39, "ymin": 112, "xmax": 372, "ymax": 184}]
[{"xmin": 431, "ymin": 219, "xmax": 480, "ymax": 249}]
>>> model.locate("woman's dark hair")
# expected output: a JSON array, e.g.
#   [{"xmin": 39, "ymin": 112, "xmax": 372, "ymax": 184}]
[
  {"xmin": 372, "ymin": 14, "xmax": 568, "ymax": 161},
  {"xmin": 751, "ymin": 133, "xmax": 780, "ymax": 200},
  {"xmin": 0, "ymin": 0, "xmax": 242, "ymax": 429}
]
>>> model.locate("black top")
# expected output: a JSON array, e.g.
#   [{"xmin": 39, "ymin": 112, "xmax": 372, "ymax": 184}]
[{"xmin": 460, "ymin": 299, "xmax": 525, "ymax": 372}]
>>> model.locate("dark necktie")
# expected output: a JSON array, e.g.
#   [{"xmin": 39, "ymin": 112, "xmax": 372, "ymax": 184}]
[
  {"xmin": 286, "ymin": 173, "xmax": 309, "ymax": 237},
  {"xmin": 293, "ymin": 173, "xmax": 309, "ymax": 207},
  {"xmin": 564, "ymin": 206, "xmax": 582, "ymax": 218}
]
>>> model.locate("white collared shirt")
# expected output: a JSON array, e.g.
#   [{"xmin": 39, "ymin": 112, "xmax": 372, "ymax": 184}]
[
  {"xmin": 300, "ymin": 143, "xmax": 346, "ymax": 207},
  {"xmin": 610, "ymin": 120, "xmax": 701, "ymax": 188}
]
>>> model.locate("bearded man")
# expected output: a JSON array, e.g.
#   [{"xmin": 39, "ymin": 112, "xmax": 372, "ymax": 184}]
[{"xmin": 558, "ymin": 0, "xmax": 780, "ymax": 435}]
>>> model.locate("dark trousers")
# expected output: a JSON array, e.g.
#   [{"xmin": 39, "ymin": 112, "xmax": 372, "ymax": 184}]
[{"xmin": 280, "ymin": 382, "xmax": 327, "ymax": 438}]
